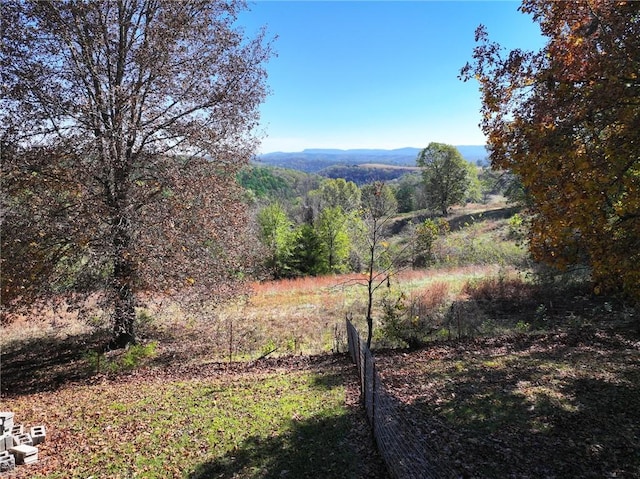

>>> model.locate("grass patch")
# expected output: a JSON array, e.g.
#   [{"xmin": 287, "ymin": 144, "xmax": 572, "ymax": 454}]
[
  {"xmin": 3, "ymin": 358, "xmax": 377, "ymax": 478},
  {"xmin": 85, "ymin": 341, "xmax": 159, "ymax": 374},
  {"xmin": 432, "ymin": 218, "xmax": 529, "ymax": 268}
]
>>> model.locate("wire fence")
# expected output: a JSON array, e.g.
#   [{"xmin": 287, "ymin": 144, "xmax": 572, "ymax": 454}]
[{"xmin": 346, "ymin": 319, "xmax": 458, "ymax": 479}]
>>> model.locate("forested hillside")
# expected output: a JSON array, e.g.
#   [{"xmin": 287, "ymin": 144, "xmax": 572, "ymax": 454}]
[
  {"xmin": 319, "ymin": 164, "xmax": 420, "ymax": 185},
  {"xmin": 240, "ymin": 145, "xmax": 507, "ymax": 284}
]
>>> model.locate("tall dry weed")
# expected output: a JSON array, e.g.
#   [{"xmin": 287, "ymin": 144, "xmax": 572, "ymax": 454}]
[
  {"xmin": 462, "ymin": 273, "xmax": 534, "ymax": 304},
  {"xmin": 410, "ymin": 281, "xmax": 450, "ymax": 313},
  {"xmin": 250, "ymin": 274, "xmax": 365, "ymax": 295},
  {"xmin": 378, "ymin": 281, "xmax": 452, "ymax": 348}
]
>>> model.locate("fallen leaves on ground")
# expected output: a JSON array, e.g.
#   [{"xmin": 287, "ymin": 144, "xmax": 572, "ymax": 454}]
[{"xmin": 375, "ymin": 325, "xmax": 640, "ymax": 478}]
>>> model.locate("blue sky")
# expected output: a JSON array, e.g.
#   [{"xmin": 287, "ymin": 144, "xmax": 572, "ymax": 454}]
[{"xmin": 238, "ymin": 1, "xmax": 545, "ymax": 153}]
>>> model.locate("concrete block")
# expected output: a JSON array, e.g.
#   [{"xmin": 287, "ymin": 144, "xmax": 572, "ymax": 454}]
[
  {"xmin": 0, "ymin": 451, "xmax": 15, "ymax": 472},
  {"xmin": 11, "ymin": 424, "xmax": 24, "ymax": 436},
  {"xmin": 13, "ymin": 433, "xmax": 33, "ymax": 446},
  {"xmin": 9, "ymin": 444, "xmax": 38, "ymax": 464},
  {"xmin": 0, "ymin": 412, "xmax": 14, "ymax": 434},
  {"xmin": 9, "ymin": 444, "xmax": 38, "ymax": 465},
  {"xmin": 0, "ymin": 435, "xmax": 7, "ymax": 453},
  {"xmin": 30, "ymin": 426, "xmax": 46, "ymax": 445},
  {"xmin": 0, "ymin": 434, "xmax": 13, "ymax": 452}
]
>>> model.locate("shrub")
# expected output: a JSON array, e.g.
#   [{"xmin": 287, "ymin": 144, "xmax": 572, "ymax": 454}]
[
  {"xmin": 444, "ymin": 299, "xmax": 485, "ymax": 340},
  {"xmin": 459, "ymin": 273, "xmax": 539, "ymax": 333},
  {"xmin": 378, "ymin": 282, "xmax": 451, "ymax": 348},
  {"xmin": 462, "ymin": 272, "xmax": 534, "ymax": 305},
  {"xmin": 85, "ymin": 341, "xmax": 158, "ymax": 374},
  {"xmin": 431, "ymin": 220, "xmax": 528, "ymax": 268},
  {"xmin": 413, "ymin": 218, "xmax": 450, "ymax": 267}
]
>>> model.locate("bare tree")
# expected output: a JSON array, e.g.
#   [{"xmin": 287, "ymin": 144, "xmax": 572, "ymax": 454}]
[
  {"xmin": 1, "ymin": 0, "xmax": 273, "ymax": 347},
  {"xmin": 355, "ymin": 182, "xmax": 403, "ymax": 348}
]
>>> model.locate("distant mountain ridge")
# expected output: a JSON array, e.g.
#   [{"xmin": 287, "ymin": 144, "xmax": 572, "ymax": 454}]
[
  {"xmin": 255, "ymin": 146, "xmax": 488, "ymax": 173},
  {"xmin": 299, "ymin": 147, "xmax": 422, "ymax": 156}
]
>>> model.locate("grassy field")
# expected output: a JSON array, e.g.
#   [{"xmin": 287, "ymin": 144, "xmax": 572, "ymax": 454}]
[
  {"xmin": 241, "ymin": 264, "xmax": 507, "ymax": 355},
  {"xmin": 1, "ymin": 202, "xmax": 525, "ymax": 363}
]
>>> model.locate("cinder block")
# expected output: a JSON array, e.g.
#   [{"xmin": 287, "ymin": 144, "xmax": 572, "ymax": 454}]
[
  {"xmin": 13, "ymin": 433, "xmax": 33, "ymax": 446},
  {"xmin": 30, "ymin": 426, "xmax": 46, "ymax": 445},
  {"xmin": 0, "ymin": 450, "xmax": 16, "ymax": 472},
  {"xmin": 0, "ymin": 412, "xmax": 14, "ymax": 434},
  {"xmin": 0, "ymin": 434, "xmax": 12, "ymax": 452},
  {"xmin": 9, "ymin": 444, "xmax": 38, "ymax": 464},
  {"xmin": 9, "ymin": 444, "xmax": 38, "ymax": 465},
  {"xmin": 11, "ymin": 424, "xmax": 24, "ymax": 436}
]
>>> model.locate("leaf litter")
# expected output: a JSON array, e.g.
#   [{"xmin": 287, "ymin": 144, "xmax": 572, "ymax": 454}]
[{"xmin": 375, "ymin": 325, "xmax": 640, "ymax": 478}]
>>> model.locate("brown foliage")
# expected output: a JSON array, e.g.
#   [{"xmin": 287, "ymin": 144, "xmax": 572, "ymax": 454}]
[
  {"xmin": 1, "ymin": 0, "xmax": 274, "ymax": 344},
  {"xmin": 412, "ymin": 281, "xmax": 450, "ymax": 312},
  {"xmin": 461, "ymin": 1, "xmax": 640, "ymax": 300},
  {"xmin": 462, "ymin": 275, "xmax": 536, "ymax": 306}
]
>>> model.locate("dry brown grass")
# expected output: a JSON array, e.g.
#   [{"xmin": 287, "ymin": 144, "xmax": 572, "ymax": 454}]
[
  {"xmin": 0, "ymin": 266, "xmax": 504, "ymax": 365},
  {"xmin": 235, "ymin": 265, "xmax": 511, "ymax": 355},
  {"xmin": 408, "ymin": 281, "xmax": 451, "ymax": 312},
  {"xmin": 1, "ymin": 297, "xmax": 104, "ymax": 346}
]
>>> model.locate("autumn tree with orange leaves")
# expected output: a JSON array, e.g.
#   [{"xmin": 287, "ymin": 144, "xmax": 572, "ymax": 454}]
[
  {"xmin": 461, "ymin": 0, "xmax": 640, "ymax": 300},
  {"xmin": 1, "ymin": 0, "xmax": 273, "ymax": 347}
]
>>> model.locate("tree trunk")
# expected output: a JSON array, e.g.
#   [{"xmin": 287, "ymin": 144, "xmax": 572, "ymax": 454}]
[
  {"xmin": 109, "ymin": 208, "xmax": 137, "ymax": 349},
  {"xmin": 366, "ymin": 244, "xmax": 375, "ymax": 349},
  {"xmin": 442, "ymin": 203, "xmax": 449, "ymax": 216},
  {"xmin": 328, "ymin": 237, "xmax": 335, "ymax": 272},
  {"xmin": 366, "ymin": 293, "xmax": 373, "ymax": 349},
  {"xmin": 111, "ymin": 277, "xmax": 136, "ymax": 349}
]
